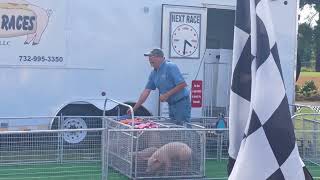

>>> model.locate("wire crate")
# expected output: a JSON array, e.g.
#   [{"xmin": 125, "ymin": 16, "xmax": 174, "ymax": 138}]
[{"xmin": 105, "ymin": 117, "xmax": 206, "ymax": 179}]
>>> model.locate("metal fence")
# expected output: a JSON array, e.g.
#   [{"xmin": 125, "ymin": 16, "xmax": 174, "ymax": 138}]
[
  {"xmin": 106, "ymin": 128, "xmax": 205, "ymax": 179},
  {"xmin": 105, "ymin": 116, "xmax": 206, "ymax": 179},
  {"xmin": 203, "ymin": 54, "xmax": 231, "ymax": 118},
  {"xmin": 0, "ymin": 115, "xmax": 319, "ymax": 179},
  {"xmin": 293, "ymin": 113, "xmax": 320, "ymax": 167},
  {"xmin": 0, "ymin": 128, "xmax": 105, "ymax": 180},
  {"xmin": 294, "ymin": 104, "xmax": 320, "ymax": 114},
  {"xmin": 189, "ymin": 117, "xmax": 228, "ymax": 161}
]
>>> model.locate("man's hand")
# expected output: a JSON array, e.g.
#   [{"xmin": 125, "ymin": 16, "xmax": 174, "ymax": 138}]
[
  {"xmin": 159, "ymin": 93, "xmax": 169, "ymax": 102},
  {"xmin": 160, "ymin": 82, "xmax": 186, "ymax": 102}
]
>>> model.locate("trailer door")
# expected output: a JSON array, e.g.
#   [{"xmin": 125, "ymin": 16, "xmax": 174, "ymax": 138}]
[{"xmin": 160, "ymin": 5, "xmax": 207, "ymax": 117}]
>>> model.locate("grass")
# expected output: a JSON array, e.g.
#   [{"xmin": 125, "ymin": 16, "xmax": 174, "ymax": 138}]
[
  {"xmin": 0, "ymin": 162, "xmax": 102, "ymax": 180},
  {"xmin": 0, "ymin": 160, "xmax": 318, "ymax": 180},
  {"xmin": 294, "ymin": 107, "xmax": 320, "ymax": 131},
  {"xmin": 0, "ymin": 162, "xmax": 126, "ymax": 180},
  {"xmin": 305, "ymin": 161, "xmax": 320, "ymax": 179},
  {"xmin": 300, "ymin": 72, "xmax": 320, "ymax": 77},
  {"xmin": 206, "ymin": 160, "xmax": 228, "ymax": 179},
  {"xmin": 206, "ymin": 160, "xmax": 320, "ymax": 179}
]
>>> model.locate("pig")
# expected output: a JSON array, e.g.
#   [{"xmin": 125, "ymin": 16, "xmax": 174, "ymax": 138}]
[
  {"xmin": 146, "ymin": 142, "xmax": 192, "ymax": 175},
  {"xmin": 0, "ymin": 0, "xmax": 51, "ymax": 45},
  {"xmin": 132, "ymin": 147, "xmax": 158, "ymax": 175},
  {"xmin": 132, "ymin": 146, "xmax": 158, "ymax": 161}
]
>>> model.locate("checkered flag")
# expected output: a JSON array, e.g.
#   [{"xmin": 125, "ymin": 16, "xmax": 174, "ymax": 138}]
[{"xmin": 228, "ymin": 0, "xmax": 313, "ymax": 179}]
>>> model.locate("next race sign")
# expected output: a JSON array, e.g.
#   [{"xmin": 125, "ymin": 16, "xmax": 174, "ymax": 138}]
[{"xmin": 169, "ymin": 12, "xmax": 201, "ymax": 59}]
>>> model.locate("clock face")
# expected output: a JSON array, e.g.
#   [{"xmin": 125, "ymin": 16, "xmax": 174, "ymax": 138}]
[{"xmin": 171, "ymin": 24, "xmax": 199, "ymax": 57}]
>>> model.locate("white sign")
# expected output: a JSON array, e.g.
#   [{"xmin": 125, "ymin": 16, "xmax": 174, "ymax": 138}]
[
  {"xmin": 169, "ymin": 12, "xmax": 201, "ymax": 59},
  {"xmin": 161, "ymin": 5, "xmax": 207, "ymax": 117},
  {"xmin": 0, "ymin": 0, "xmax": 66, "ymax": 66}
]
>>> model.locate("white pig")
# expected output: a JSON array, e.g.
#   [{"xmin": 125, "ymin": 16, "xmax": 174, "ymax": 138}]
[
  {"xmin": 146, "ymin": 142, "xmax": 192, "ymax": 175},
  {"xmin": 132, "ymin": 147, "xmax": 158, "ymax": 173}
]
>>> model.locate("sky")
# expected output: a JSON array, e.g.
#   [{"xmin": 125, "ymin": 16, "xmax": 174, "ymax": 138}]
[{"xmin": 299, "ymin": 4, "xmax": 319, "ymax": 27}]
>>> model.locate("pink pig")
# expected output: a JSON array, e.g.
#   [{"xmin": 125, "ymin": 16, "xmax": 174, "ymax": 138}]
[{"xmin": 146, "ymin": 142, "xmax": 192, "ymax": 175}]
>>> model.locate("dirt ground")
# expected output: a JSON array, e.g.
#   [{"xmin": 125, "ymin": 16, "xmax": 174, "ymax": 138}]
[
  {"xmin": 296, "ymin": 76, "xmax": 320, "ymax": 88},
  {"xmin": 296, "ymin": 75, "xmax": 320, "ymax": 102}
]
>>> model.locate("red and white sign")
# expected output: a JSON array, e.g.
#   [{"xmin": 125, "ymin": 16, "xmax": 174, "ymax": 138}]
[{"xmin": 191, "ymin": 80, "xmax": 202, "ymax": 108}]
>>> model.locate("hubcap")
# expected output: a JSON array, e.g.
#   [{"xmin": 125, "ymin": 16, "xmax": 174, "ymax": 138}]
[{"xmin": 63, "ymin": 118, "xmax": 87, "ymax": 144}]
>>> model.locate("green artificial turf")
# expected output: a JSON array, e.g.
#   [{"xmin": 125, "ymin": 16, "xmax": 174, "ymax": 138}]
[{"xmin": 0, "ymin": 160, "xmax": 318, "ymax": 180}]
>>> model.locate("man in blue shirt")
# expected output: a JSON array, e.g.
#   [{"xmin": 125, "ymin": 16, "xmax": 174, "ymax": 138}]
[{"xmin": 129, "ymin": 48, "xmax": 191, "ymax": 126}]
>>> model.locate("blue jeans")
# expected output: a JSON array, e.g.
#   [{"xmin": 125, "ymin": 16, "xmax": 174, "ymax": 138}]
[{"xmin": 168, "ymin": 96, "xmax": 191, "ymax": 126}]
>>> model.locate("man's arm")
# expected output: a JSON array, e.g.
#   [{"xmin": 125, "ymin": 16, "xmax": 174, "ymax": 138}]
[
  {"xmin": 129, "ymin": 89, "xmax": 152, "ymax": 113},
  {"xmin": 159, "ymin": 82, "xmax": 187, "ymax": 102}
]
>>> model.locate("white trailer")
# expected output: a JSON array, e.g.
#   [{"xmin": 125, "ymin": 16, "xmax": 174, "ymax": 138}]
[{"xmin": 0, "ymin": 0, "xmax": 298, "ymax": 143}]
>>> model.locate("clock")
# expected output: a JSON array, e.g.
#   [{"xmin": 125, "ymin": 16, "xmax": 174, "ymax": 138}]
[{"xmin": 171, "ymin": 24, "xmax": 199, "ymax": 57}]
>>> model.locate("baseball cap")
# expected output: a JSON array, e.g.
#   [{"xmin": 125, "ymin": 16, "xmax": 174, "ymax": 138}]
[{"xmin": 144, "ymin": 48, "xmax": 164, "ymax": 57}]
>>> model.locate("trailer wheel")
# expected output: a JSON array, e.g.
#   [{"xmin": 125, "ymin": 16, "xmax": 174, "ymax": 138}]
[
  {"xmin": 52, "ymin": 104, "xmax": 102, "ymax": 145},
  {"xmin": 53, "ymin": 116, "xmax": 100, "ymax": 145},
  {"xmin": 62, "ymin": 117, "xmax": 88, "ymax": 144}
]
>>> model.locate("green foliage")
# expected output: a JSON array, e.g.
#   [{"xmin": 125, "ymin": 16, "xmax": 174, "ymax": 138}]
[
  {"xmin": 311, "ymin": 4, "xmax": 320, "ymax": 71},
  {"xmin": 300, "ymin": 80, "xmax": 318, "ymax": 96},
  {"xmin": 298, "ymin": 23, "xmax": 313, "ymax": 42},
  {"xmin": 298, "ymin": 1, "xmax": 320, "ymax": 71},
  {"xmin": 295, "ymin": 84, "xmax": 301, "ymax": 93},
  {"xmin": 298, "ymin": 23, "xmax": 314, "ymax": 64},
  {"xmin": 301, "ymin": 66, "xmax": 314, "ymax": 72},
  {"xmin": 300, "ymin": 0, "xmax": 320, "ymax": 8}
]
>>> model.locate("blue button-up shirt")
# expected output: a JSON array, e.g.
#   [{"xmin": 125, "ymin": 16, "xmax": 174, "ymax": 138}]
[{"xmin": 145, "ymin": 60, "xmax": 189, "ymax": 105}]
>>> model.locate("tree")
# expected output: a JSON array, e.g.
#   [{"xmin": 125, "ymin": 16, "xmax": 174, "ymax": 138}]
[
  {"xmin": 313, "ymin": 4, "xmax": 320, "ymax": 71},
  {"xmin": 300, "ymin": 0, "xmax": 319, "ymax": 7},
  {"xmin": 298, "ymin": 23, "xmax": 314, "ymax": 66},
  {"xmin": 300, "ymin": 0, "xmax": 320, "ymax": 71}
]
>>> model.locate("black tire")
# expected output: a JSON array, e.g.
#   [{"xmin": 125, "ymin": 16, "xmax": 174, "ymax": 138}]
[
  {"xmin": 52, "ymin": 104, "xmax": 102, "ymax": 129},
  {"xmin": 105, "ymin": 103, "xmax": 152, "ymax": 116},
  {"xmin": 51, "ymin": 103, "xmax": 151, "ymax": 146},
  {"xmin": 51, "ymin": 104, "xmax": 103, "ymax": 153}
]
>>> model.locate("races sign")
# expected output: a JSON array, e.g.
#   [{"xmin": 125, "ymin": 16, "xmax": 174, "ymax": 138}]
[{"xmin": 0, "ymin": 0, "xmax": 66, "ymax": 66}]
